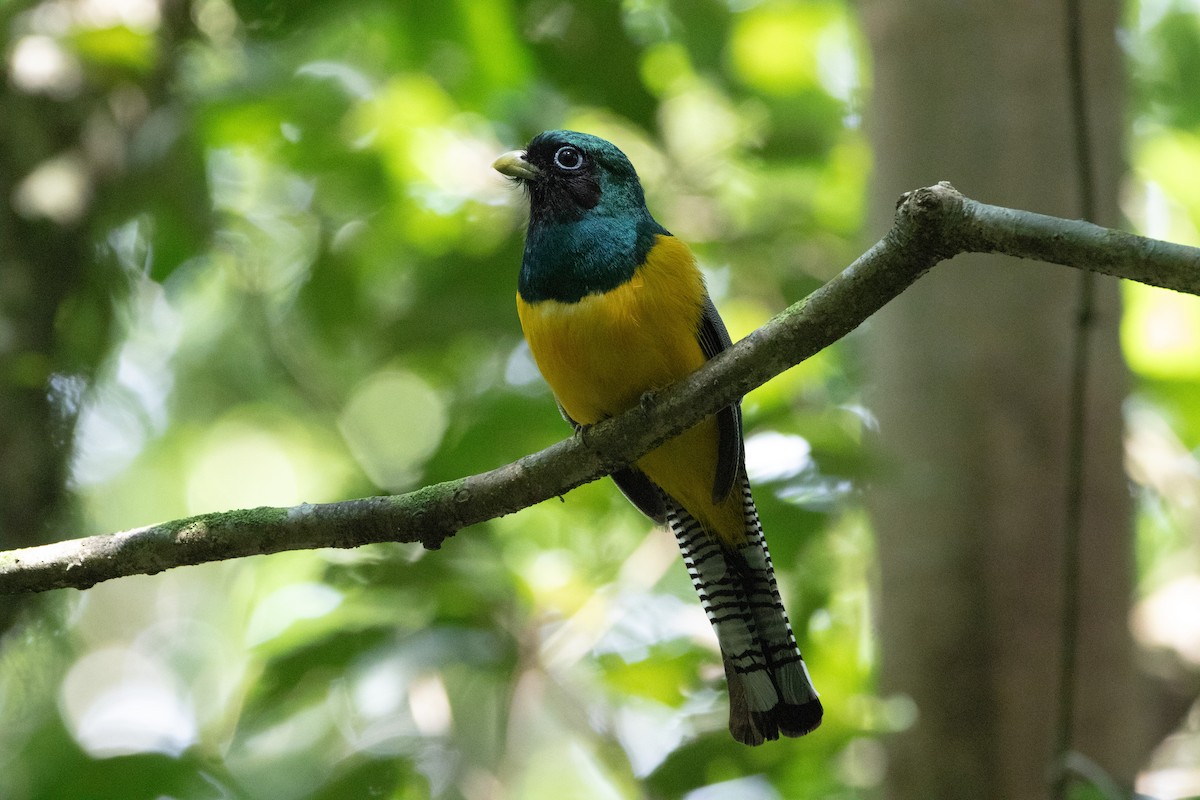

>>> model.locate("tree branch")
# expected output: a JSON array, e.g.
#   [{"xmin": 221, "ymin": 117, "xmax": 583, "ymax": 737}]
[{"xmin": 3, "ymin": 183, "xmax": 1198, "ymax": 594}]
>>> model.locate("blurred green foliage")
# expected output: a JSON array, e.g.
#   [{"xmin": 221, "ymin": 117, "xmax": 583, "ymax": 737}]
[{"xmin": 1, "ymin": 0, "xmax": 1199, "ymax": 797}]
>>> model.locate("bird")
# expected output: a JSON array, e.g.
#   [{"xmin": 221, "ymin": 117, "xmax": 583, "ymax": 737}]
[{"xmin": 493, "ymin": 130, "xmax": 822, "ymax": 745}]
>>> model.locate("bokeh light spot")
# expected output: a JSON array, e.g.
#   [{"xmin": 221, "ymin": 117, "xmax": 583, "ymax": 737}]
[
  {"xmin": 729, "ymin": 5, "xmax": 832, "ymax": 95},
  {"xmin": 245, "ymin": 582, "xmax": 344, "ymax": 647},
  {"xmin": 60, "ymin": 647, "xmax": 197, "ymax": 758},
  {"xmin": 13, "ymin": 152, "xmax": 90, "ymax": 223},
  {"xmin": 8, "ymin": 34, "xmax": 81, "ymax": 96},
  {"xmin": 338, "ymin": 369, "xmax": 447, "ymax": 491},
  {"xmin": 1123, "ymin": 282, "xmax": 1200, "ymax": 379},
  {"xmin": 186, "ymin": 420, "xmax": 303, "ymax": 513},
  {"xmin": 745, "ymin": 431, "xmax": 813, "ymax": 483}
]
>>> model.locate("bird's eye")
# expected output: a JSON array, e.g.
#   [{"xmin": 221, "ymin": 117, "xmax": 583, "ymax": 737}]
[{"xmin": 553, "ymin": 145, "xmax": 584, "ymax": 171}]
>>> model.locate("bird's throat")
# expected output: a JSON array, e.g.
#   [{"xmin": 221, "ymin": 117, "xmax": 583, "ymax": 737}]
[{"xmin": 517, "ymin": 214, "xmax": 666, "ymax": 304}]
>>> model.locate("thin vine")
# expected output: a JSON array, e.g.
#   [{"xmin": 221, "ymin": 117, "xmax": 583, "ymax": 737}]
[{"xmin": 1052, "ymin": 0, "xmax": 1100, "ymax": 796}]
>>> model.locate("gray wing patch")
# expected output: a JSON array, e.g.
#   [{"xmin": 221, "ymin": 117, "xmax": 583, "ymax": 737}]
[{"xmin": 698, "ymin": 294, "xmax": 744, "ymax": 504}]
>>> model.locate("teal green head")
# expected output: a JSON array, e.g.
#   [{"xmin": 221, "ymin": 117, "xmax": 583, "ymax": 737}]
[{"xmin": 494, "ymin": 130, "xmax": 669, "ymax": 303}]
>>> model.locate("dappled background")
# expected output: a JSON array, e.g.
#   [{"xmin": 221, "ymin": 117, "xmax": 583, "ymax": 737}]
[{"xmin": 0, "ymin": 0, "xmax": 1199, "ymax": 797}]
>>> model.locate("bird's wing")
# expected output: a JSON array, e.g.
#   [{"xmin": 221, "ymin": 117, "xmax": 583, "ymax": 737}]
[
  {"xmin": 697, "ymin": 294, "xmax": 744, "ymax": 504},
  {"xmin": 611, "ymin": 467, "xmax": 668, "ymax": 524},
  {"xmin": 558, "ymin": 400, "xmax": 668, "ymax": 524}
]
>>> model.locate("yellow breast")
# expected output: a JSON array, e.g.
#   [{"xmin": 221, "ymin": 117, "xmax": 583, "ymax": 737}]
[
  {"xmin": 517, "ymin": 234, "xmax": 706, "ymax": 423},
  {"xmin": 517, "ymin": 234, "xmax": 745, "ymax": 544}
]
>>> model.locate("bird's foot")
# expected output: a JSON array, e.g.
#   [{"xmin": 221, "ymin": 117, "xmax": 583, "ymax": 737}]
[{"xmin": 573, "ymin": 421, "xmax": 594, "ymax": 445}]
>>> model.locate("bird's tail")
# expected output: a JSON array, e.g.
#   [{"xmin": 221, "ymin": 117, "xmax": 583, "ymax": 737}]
[{"xmin": 665, "ymin": 480, "xmax": 822, "ymax": 745}]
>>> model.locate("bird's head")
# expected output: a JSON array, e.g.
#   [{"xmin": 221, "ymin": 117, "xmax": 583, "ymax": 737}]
[
  {"xmin": 493, "ymin": 130, "xmax": 649, "ymax": 227},
  {"xmin": 494, "ymin": 130, "xmax": 667, "ymax": 302}
]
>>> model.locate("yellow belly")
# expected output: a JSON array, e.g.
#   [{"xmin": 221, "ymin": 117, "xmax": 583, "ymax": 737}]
[{"xmin": 517, "ymin": 235, "xmax": 745, "ymax": 543}]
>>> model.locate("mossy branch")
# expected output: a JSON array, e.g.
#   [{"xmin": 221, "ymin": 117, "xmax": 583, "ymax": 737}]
[{"xmin": 3, "ymin": 183, "xmax": 1198, "ymax": 594}]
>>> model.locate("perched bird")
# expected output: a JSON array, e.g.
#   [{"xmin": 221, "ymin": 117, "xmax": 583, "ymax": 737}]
[{"xmin": 494, "ymin": 131, "xmax": 822, "ymax": 745}]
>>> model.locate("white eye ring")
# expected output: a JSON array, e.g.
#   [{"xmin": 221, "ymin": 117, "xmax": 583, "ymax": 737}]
[{"xmin": 553, "ymin": 145, "xmax": 584, "ymax": 171}]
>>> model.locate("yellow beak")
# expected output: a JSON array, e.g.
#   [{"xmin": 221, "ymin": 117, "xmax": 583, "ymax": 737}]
[{"xmin": 492, "ymin": 150, "xmax": 540, "ymax": 181}]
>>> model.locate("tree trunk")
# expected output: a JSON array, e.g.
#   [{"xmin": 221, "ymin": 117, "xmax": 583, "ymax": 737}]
[{"xmin": 859, "ymin": 1, "xmax": 1146, "ymax": 797}]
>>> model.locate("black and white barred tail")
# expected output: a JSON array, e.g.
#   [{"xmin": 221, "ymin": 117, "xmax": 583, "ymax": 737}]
[{"xmin": 665, "ymin": 480, "xmax": 822, "ymax": 745}]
